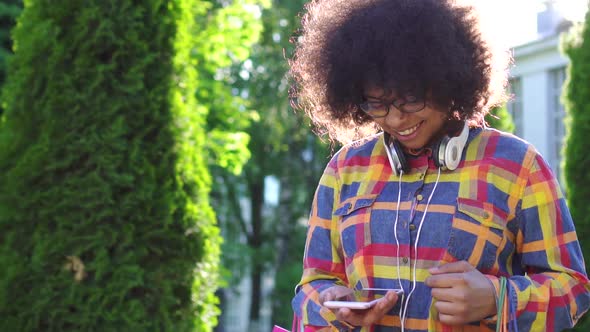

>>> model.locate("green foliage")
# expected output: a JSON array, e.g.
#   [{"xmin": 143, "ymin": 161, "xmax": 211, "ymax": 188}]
[
  {"xmin": 485, "ymin": 105, "xmax": 514, "ymax": 133},
  {"xmin": 209, "ymin": 0, "xmax": 332, "ymax": 328},
  {"xmin": 0, "ymin": 0, "xmax": 22, "ymax": 116},
  {"xmin": 271, "ymin": 218, "xmax": 308, "ymax": 327},
  {"xmin": 247, "ymin": 3, "xmax": 334, "ymax": 326},
  {"xmin": 209, "ymin": 0, "xmax": 297, "ymax": 288},
  {"xmin": 0, "ymin": 1, "xmax": 219, "ymax": 331},
  {"xmin": 562, "ymin": 9, "xmax": 590, "ymax": 332},
  {"xmin": 198, "ymin": 0, "xmax": 270, "ymax": 176}
]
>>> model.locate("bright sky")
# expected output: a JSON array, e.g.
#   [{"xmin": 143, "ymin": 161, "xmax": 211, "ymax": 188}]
[{"xmin": 473, "ymin": 0, "xmax": 589, "ymax": 47}]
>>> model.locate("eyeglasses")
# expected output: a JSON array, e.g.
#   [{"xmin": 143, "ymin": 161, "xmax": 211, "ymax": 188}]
[{"xmin": 359, "ymin": 95, "xmax": 426, "ymax": 118}]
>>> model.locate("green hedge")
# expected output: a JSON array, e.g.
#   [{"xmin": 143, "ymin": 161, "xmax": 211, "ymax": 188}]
[
  {"xmin": 0, "ymin": 0, "xmax": 22, "ymax": 116},
  {"xmin": 562, "ymin": 10, "xmax": 590, "ymax": 332},
  {"xmin": 0, "ymin": 1, "xmax": 219, "ymax": 331}
]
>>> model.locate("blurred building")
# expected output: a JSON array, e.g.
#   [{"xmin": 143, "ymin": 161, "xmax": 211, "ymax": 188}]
[{"xmin": 507, "ymin": 0, "xmax": 575, "ymax": 186}]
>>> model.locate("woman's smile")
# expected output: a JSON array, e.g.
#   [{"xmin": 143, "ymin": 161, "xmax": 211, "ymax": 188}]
[{"xmin": 394, "ymin": 121, "xmax": 424, "ymax": 140}]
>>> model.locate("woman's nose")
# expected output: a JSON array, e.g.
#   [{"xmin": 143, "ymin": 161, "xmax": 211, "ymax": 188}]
[{"xmin": 383, "ymin": 107, "xmax": 407, "ymax": 127}]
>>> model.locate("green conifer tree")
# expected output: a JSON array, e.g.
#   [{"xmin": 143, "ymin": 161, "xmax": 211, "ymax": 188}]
[
  {"xmin": 0, "ymin": 1, "xmax": 219, "ymax": 331},
  {"xmin": 562, "ymin": 5, "xmax": 590, "ymax": 331},
  {"xmin": 0, "ymin": 0, "xmax": 22, "ymax": 116}
]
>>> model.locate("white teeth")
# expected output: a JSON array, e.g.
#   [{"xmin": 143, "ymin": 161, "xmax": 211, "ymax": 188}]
[{"xmin": 397, "ymin": 123, "xmax": 421, "ymax": 136}]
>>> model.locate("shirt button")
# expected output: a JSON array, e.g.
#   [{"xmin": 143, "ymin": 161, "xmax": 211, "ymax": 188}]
[
  {"xmin": 409, "ymin": 224, "xmax": 416, "ymax": 231},
  {"xmin": 416, "ymin": 194, "xmax": 424, "ymax": 201},
  {"xmin": 402, "ymin": 257, "xmax": 409, "ymax": 264}
]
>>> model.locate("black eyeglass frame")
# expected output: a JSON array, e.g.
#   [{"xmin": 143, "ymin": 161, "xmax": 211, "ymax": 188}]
[{"xmin": 359, "ymin": 97, "xmax": 426, "ymax": 118}]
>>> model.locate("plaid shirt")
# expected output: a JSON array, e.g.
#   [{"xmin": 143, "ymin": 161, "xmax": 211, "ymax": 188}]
[{"xmin": 292, "ymin": 127, "xmax": 590, "ymax": 331}]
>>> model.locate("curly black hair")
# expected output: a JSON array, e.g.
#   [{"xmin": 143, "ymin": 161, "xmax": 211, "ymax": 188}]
[{"xmin": 290, "ymin": 0, "xmax": 510, "ymax": 144}]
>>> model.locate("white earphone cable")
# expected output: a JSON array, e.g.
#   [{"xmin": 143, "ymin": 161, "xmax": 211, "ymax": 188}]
[
  {"xmin": 392, "ymin": 170, "xmax": 405, "ymax": 331},
  {"xmin": 399, "ymin": 167, "xmax": 442, "ymax": 332}
]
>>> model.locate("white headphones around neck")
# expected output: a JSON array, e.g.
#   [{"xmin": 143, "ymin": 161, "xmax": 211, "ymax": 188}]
[{"xmin": 383, "ymin": 122, "xmax": 469, "ymax": 175}]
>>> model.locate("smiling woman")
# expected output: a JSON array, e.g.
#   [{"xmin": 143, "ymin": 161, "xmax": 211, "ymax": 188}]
[{"xmin": 288, "ymin": 0, "xmax": 590, "ymax": 331}]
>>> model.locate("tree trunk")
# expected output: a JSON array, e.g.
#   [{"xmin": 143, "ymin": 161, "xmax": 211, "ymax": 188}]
[{"xmin": 248, "ymin": 180, "xmax": 265, "ymax": 322}]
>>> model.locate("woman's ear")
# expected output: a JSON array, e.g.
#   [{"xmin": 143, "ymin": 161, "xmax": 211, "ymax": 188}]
[{"xmin": 448, "ymin": 110, "xmax": 461, "ymax": 121}]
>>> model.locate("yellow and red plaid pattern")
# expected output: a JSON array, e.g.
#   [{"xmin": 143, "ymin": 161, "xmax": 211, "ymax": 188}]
[{"xmin": 292, "ymin": 127, "xmax": 590, "ymax": 331}]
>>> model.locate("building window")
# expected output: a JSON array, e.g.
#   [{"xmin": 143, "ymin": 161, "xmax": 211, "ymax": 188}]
[
  {"xmin": 507, "ymin": 77, "xmax": 523, "ymax": 137},
  {"xmin": 548, "ymin": 67, "xmax": 567, "ymax": 183}
]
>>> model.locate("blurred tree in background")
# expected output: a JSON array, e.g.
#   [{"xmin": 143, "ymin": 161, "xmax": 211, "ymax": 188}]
[
  {"xmin": 485, "ymin": 105, "xmax": 515, "ymax": 133},
  {"xmin": 209, "ymin": 0, "xmax": 331, "ymax": 330},
  {"xmin": 562, "ymin": 5, "xmax": 590, "ymax": 331},
  {"xmin": 201, "ymin": 0, "xmax": 269, "ymax": 175},
  {"xmin": 251, "ymin": 3, "xmax": 332, "ymax": 327},
  {"xmin": 0, "ymin": 0, "xmax": 22, "ymax": 117},
  {"xmin": 0, "ymin": 0, "xmax": 262, "ymax": 330},
  {"xmin": 196, "ymin": 1, "xmax": 272, "ymax": 329}
]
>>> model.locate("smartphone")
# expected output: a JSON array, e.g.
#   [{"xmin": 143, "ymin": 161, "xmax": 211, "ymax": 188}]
[
  {"xmin": 323, "ymin": 298, "xmax": 381, "ymax": 310},
  {"xmin": 322, "ymin": 288, "xmax": 403, "ymax": 310}
]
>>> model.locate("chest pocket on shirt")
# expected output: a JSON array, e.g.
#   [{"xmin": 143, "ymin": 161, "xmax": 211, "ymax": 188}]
[
  {"xmin": 447, "ymin": 197, "xmax": 507, "ymax": 272},
  {"xmin": 334, "ymin": 194, "xmax": 378, "ymax": 259}
]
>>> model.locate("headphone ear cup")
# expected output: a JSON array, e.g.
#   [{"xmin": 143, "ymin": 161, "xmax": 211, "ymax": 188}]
[
  {"xmin": 383, "ymin": 133, "xmax": 409, "ymax": 176},
  {"xmin": 444, "ymin": 122, "xmax": 469, "ymax": 170},
  {"xmin": 433, "ymin": 136, "xmax": 450, "ymax": 168},
  {"xmin": 444, "ymin": 137, "xmax": 463, "ymax": 170},
  {"xmin": 435, "ymin": 122, "xmax": 469, "ymax": 170},
  {"xmin": 391, "ymin": 139, "xmax": 408, "ymax": 174}
]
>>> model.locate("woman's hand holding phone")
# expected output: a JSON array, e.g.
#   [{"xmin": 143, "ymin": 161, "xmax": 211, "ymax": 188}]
[{"xmin": 319, "ymin": 285, "xmax": 402, "ymax": 327}]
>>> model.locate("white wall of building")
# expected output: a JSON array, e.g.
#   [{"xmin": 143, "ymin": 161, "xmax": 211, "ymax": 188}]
[
  {"xmin": 511, "ymin": 35, "xmax": 567, "ymax": 157},
  {"xmin": 510, "ymin": 34, "xmax": 569, "ymax": 180}
]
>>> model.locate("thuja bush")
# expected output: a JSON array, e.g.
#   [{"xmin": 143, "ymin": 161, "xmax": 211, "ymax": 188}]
[
  {"xmin": 0, "ymin": 0, "xmax": 23, "ymax": 116},
  {"xmin": 562, "ymin": 8, "xmax": 590, "ymax": 332},
  {"xmin": 0, "ymin": 1, "xmax": 219, "ymax": 331}
]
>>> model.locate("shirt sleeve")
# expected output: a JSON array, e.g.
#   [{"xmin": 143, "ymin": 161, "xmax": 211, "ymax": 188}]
[
  {"xmin": 510, "ymin": 151, "xmax": 590, "ymax": 331},
  {"xmin": 291, "ymin": 154, "xmax": 351, "ymax": 329}
]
